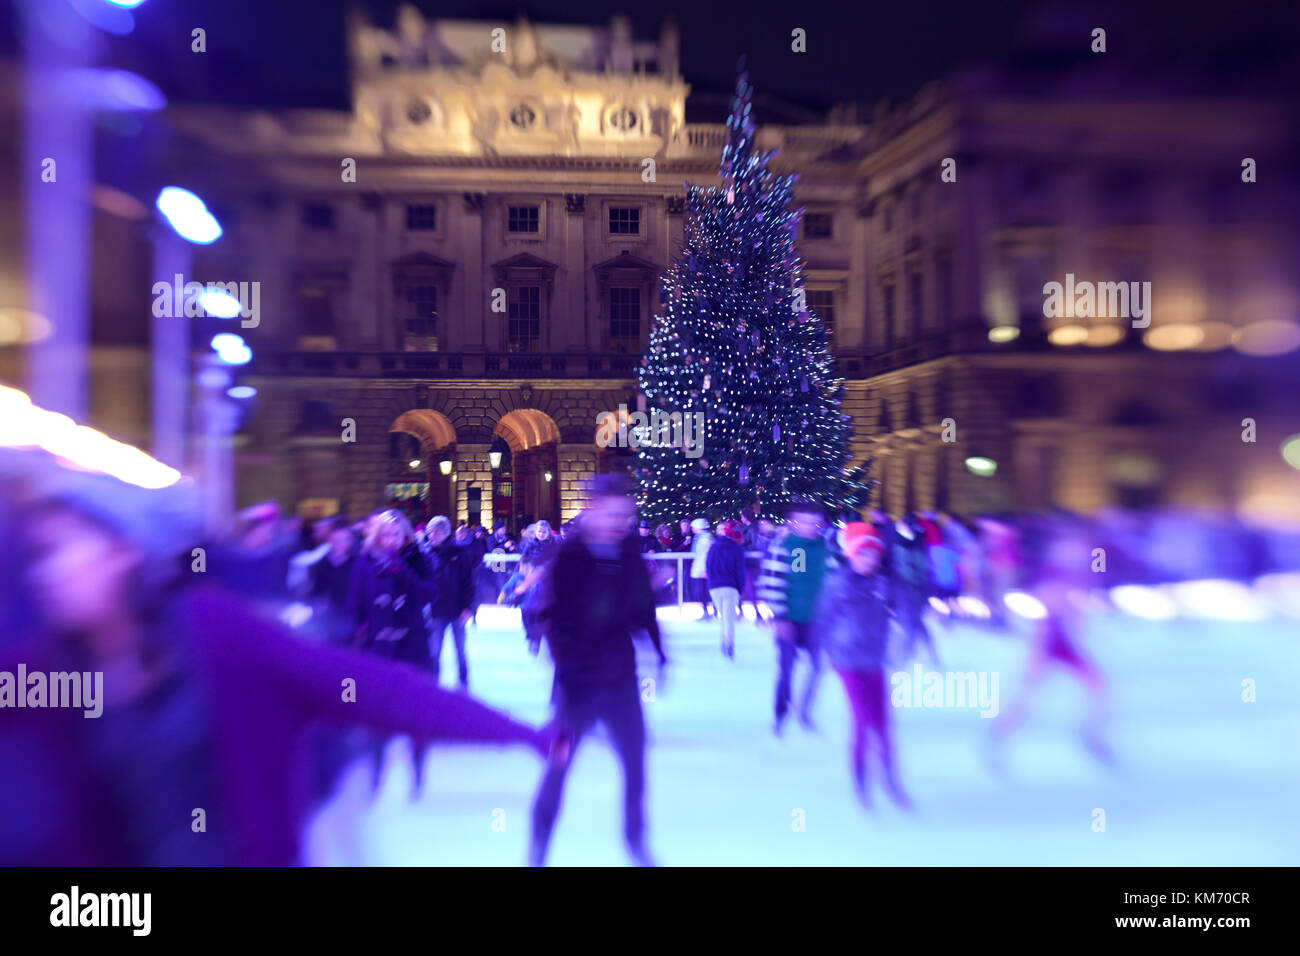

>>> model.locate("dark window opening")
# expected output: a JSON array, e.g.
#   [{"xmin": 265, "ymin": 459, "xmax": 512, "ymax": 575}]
[
  {"xmin": 403, "ymin": 284, "xmax": 438, "ymax": 342},
  {"xmin": 803, "ymin": 212, "xmax": 833, "ymax": 239},
  {"xmin": 301, "ymin": 204, "xmax": 335, "ymax": 231},
  {"xmin": 406, "ymin": 204, "xmax": 438, "ymax": 230},
  {"xmin": 508, "ymin": 286, "xmax": 541, "ymax": 352},
  {"xmin": 609, "ymin": 288, "xmax": 641, "ymax": 350},
  {"xmin": 609, "ymin": 206, "xmax": 640, "ymax": 235},
  {"xmin": 507, "ymin": 205, "xmax": 540, "ymax": 234}
]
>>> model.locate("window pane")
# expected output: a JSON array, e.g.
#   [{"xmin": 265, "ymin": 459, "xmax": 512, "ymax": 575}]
[
  {"xmin": 406, "ymin": 204, "xmax": 437, "ymax": 230},
  {"xmin": 295, "ymin": 276, "xmax": 344, "ymax": 336},
  {"xmin": 404, "ymin": 284, "xmax": 438, "ymax": 341},
  {"xmin": 937, "ymin": 258, "xmax": 954, "ymax": 330},
  {"xmin": 609, "ymin": 287, "xmax": 641, "ymax": 349},
  {"xmin": 301, "ymin": 204, "xmax": 335, "ymax": 230},
  {"xmin": 803, "ymin": 212, "xmax": 833, "ymax": 239},
  {"xmin": 883, "ymin": 284, "xmax": 896, "ymax": 348},
  {"xmin": 507, "ymin": 205, "xmax": 540, "ymax": 233},
  {"xmin": 807, "ymin": 290, "xmax": 835, "ymax": 346},
  {"xmin": 609, "ymin": 207, "xmax": 640, "ymax": 235},
  {"xmin": 909, "ymin": 272, "xmax": 924, "ymax": 335},
  {"xmin": 508, "ymin": 286, "xmax": 540, "ymax": 351}
]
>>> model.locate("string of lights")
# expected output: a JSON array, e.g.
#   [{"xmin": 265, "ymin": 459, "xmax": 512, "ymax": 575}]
[{"xmin": 635, "ymin": 68, "xmax": 872, "ymax": 524}]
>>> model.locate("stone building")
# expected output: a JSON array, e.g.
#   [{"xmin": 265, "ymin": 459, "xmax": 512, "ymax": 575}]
[
  {"xmin": 169, "ymin": 10, "xmax": 869, "ymax": 528},
  {"xmin": 6, "ymin": 8, "xmax": 1297, "ymax": 530}
]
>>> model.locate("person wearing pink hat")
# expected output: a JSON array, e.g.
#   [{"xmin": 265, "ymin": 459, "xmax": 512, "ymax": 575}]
[{"xmin": 814, "ymin": 522, "xmax": 911, "ymax": 809}]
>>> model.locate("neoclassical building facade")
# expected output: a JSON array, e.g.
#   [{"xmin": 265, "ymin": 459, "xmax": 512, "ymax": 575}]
[{"xmin": 165, "ymin": 9, "xmax": 1299, "ymax": 529}]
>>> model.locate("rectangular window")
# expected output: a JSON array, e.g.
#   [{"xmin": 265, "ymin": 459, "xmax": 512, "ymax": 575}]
[
  {"xmin": 405, "ymin": 204, "xmax": 438, "ymax": 231},
  {"xmin": 883, "ymin": 206, "xmax": 893, "ymax": 233},
  {"xmin": 909, "ymin": 271, "xmax": 924, "ymax": 336},
  {"xmin": 882, "ymin": 283, "xmax": 896, "ymax": 349},
  {"xmin": 507, "ymin": 205, "xmax": 540, "ymax": 234},
  {"xmin": 909, "ymin": 191, "xmax": 922, "ymax": 219},
  {"xmin": 609, "ymin": 288, "xmax": 641, "ymax": 350},
  {"xmin": 608, "ymin": 207, "xmax": 641, "ymax": 235},
  {"xmin": 301, "ymin": 203, "xmax": 335, "ymax": 231},
  {"xmin": 937, "ymin": 257, "xmax": 954, "ymax": 331},
  {"xmin": 807, "ymin": 290, "xmax": 836, "ymax": 346},
  {"xmin": 1014, "ymin": 254, "xmax": 1050, "ymax": 335},
  {"xmin": 508, "ymin": 286, "xmax": 541, "ymax": 352},
  {"xmin": 293, "ymin": 273, "xmax": 346, "ymax": 341},
  {"xmin": 803, "ymin": 212, "xmax": 833, "ymax": 239},
  {"xmin": 403, "ymin": 284, "xmax": 438, "ymax": 342}
]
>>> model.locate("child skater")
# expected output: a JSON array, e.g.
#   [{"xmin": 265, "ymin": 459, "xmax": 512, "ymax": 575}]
[{"xmin": 814, "ymin": 522, "xmax": 912, "ymax": 809}]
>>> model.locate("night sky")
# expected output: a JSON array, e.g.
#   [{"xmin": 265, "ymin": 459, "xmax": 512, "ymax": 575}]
[{"xmin": 4, "ymin": 0, "xmax": 1299, "ymax": 120}]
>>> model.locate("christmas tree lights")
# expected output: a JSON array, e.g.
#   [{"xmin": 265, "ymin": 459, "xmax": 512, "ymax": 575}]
[{"xmin": 635, "ymin": 66, "xmax": 872, "ymax": 523}]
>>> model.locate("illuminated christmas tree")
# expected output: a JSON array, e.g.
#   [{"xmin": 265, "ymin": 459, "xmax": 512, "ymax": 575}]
[{"xmin": 635, "ymin": 66, "xmax": 872, "ymax": 524}]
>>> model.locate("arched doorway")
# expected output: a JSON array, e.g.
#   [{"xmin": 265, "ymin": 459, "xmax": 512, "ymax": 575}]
[
  {"xmin": 389, "ymin": 409, "xmax": 457, "ymax": 521},
  {"xmin": 494, "ymin": 409, "xmax": 561, "ymax": 532}
]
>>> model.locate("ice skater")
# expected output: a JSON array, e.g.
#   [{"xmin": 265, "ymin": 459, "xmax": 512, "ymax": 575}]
[
  {"xmin": 989, "ymin": 523, "xmax": 1111, "ymax": 767},
  {"xmin": 815, "ymin": 523, "xmax": 911, "ymax": 808},
  {"xmin": 529, "ymin": 474, "xmax": 668, "ymax": 867},
  {"xmin": 706, "ymin": 520, "xmax": 747, "ymax": 659},
  {"xmin": 758, "ymin": 500, "xmax": 838, "ymax": 734},
  {"xmin": 894, "ymin": 514, "xmax": 941, "ymax": 665},
  {"xmin": 422, "ymin": 515, "xmax": 475, "ymax": 691}
]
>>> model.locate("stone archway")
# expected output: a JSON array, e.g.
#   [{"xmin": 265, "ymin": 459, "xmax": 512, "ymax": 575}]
[
  {"xmin": 389, "ymin": 409, "xmax": 457, "ymax": 520},
  {"xmin": 494, "ymin": 408, "xmax": 562, "ymax": 531}
]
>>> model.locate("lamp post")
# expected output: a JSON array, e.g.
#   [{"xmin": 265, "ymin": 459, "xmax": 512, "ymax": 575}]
[
  {"xmin": 198, "ymin": 333, "xmax": 251, "ymax": 534},
  {"xmin": 18, "ymin": 0, "xmax": 162, "ymax": 419}
]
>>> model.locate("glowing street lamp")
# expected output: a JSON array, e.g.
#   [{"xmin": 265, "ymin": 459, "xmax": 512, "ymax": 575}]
[
  {"xmin": 156, "ymin": 187, "xmax": 223, "ymax": 245},
  {"xmin": 199, "ymin": 288, "xmax": 242, "ymax": 318},
  {"xmin": 211, "ymin": 333, "xmax": 252, "ymax": 365},
  {"xmin": 489, "ymin": 450, "xmax": 503, "ymax": 470},
  {"xmin": 439, "ymin": 459, "xmax": 453, "ymax": 476},
  {"xmin": 965, "ymin": 456, "xmax": 997, "ymax": 477}
]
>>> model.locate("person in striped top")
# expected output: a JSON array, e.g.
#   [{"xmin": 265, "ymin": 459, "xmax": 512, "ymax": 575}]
[{"xmin": 758, "ymin": 500, "xmax": 839, "ymax": 735}]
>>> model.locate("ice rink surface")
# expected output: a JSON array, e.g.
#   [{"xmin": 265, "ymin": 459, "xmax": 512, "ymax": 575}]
[{"xmin": 307, "ymin": 604, "xmax": 1300, "ymax": 866}]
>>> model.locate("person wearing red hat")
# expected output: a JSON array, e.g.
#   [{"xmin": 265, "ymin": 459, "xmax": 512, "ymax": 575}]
[{"xmin": 814, "ymin": 522, "xmax": 911, "ymax": 809}]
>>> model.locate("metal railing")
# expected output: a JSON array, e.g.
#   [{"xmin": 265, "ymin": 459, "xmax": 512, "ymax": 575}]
[{"xmin": 482, "ymin": 550, "xmax": 763, "ymax": 606}]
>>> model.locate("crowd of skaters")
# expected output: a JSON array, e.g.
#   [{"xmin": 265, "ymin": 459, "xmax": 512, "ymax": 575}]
[
  {"xmin": 189, "ymin": 494, "xmax": 1212, "ymax": 832},
  {"xmin": 4, "ymin": 440, "xmax": 1293, "ymax": 866}
]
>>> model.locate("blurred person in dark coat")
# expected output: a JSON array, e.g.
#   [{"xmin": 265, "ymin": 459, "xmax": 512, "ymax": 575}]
[
  {"xmin": 348, "ymin": 510, "xmax": 434, "ymax": 667},
  {"xmin": 0, "ymin": 460, "xmax": 547, "ymax": 866},
  {"xmin": 424, "ymin": 515, "xmax": 475, "ymax": 690},
  {"xmin": 529, "ymin": 474, "xmax": 667, "ymax": 867},
  {"xmin": 707, "ymin": 520, "xmax": 747, "ymax": 659}
]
